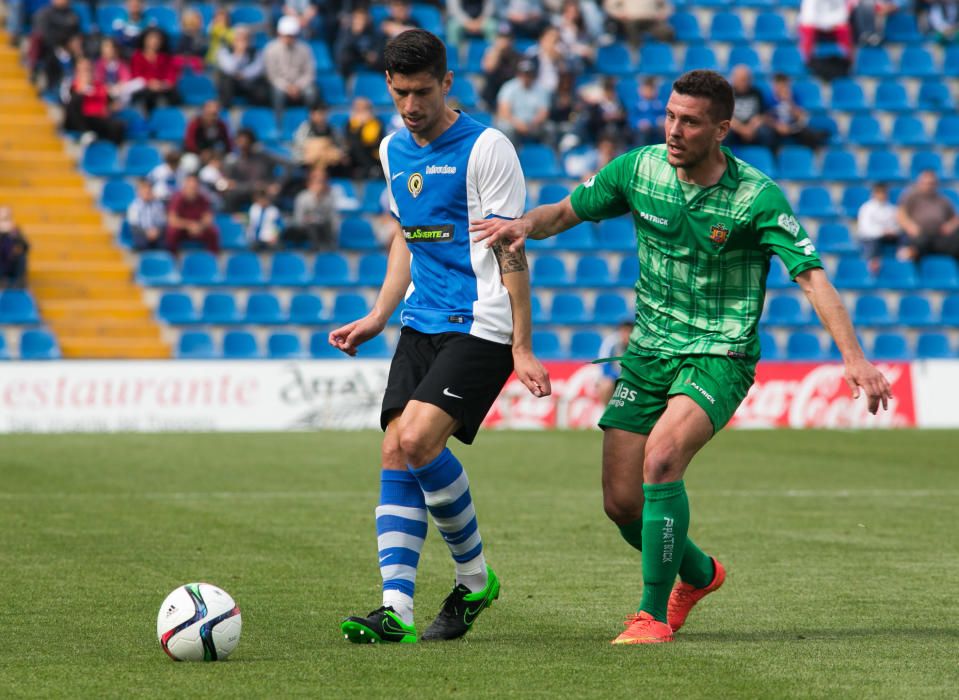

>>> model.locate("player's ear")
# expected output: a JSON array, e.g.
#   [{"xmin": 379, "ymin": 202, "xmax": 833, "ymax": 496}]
[
  {"xmin": 442, "ymin": 71, "xmax": 453, "ymax": 96},
  {"xmin": 715, "ymin": 119, "xmax": 731, "ymax": 143}
]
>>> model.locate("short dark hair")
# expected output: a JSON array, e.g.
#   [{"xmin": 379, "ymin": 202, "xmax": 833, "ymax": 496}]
[
  {"xmin": 384, "ymin": 29, "xmax": 447, "ymax": 82},
  {"xmin": 672, "ymin": 70, "xmax": 734, "ymax": 123}
]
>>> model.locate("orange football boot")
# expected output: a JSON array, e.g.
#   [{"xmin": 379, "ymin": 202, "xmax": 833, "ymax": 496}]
[
  {"xmin": 611, "ymin": 612, "xmax": 674, "ymax": 645},
  {"xmin": 667, "ymin": 557, "xmax": 726, "ymax": 632}
]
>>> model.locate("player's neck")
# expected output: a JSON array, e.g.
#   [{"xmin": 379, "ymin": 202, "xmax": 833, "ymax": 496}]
[
  {"xmin": 410, "ymin": 107, "xmax": 460, "ymax": 147},
  {"xmin": 675, "ymin": 147, "xmax": 727, "ymax": 187}
]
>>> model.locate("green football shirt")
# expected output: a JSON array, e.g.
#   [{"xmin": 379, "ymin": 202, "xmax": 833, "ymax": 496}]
[{"xmin": 570, "ymin": 144, "xmax": 822, "ymax": 361}]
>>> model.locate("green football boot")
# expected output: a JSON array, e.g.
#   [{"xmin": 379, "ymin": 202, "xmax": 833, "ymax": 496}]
[
  {"xmin": 421, "ymin": 566, "xmax": 500, "ymax": 641},
  {"xmin": 341, "ymin": 606, "xmax": 417, "ymax": 644}
]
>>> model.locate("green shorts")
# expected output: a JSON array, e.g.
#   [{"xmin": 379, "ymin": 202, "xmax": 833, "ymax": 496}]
[{"xmin": 599, "ymin": 353, "xmax": 757, "ymax": 436}]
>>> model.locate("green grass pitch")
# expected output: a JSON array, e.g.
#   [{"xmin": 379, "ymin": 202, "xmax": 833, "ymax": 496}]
[{"xmin": 2, "ymin": 430, "xmax": 959, "ymax": 699}]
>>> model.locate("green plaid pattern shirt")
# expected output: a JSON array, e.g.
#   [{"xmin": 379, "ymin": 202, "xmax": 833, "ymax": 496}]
[{"xmin": 570, "ymin": 144, "xmax": 822, "ymax": 362}]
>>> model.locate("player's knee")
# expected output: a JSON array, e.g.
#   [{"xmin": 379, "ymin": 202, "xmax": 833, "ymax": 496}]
[
  {"xmin": 397, "ymin": 426, "xmax": 442, "ymax": 468},
  {"xmin": 643, "ymin": 443, "xmax": 682, "ymax": 483},
  {"xmin": 603, "ymin": 492, "xmax": 642, "ymax": 525},
  {"xmin": 380, "ymin": 437, "xmax": 404, "ymax": 469}
]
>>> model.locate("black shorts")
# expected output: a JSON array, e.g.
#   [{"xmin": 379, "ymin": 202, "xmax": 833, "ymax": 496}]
[{"xmin": 381, "ymin": 326, "xmax": 514, "ymax": 444}]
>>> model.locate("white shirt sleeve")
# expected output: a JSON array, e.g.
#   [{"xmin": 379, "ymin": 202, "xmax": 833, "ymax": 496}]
[
  {"xmin": 469, "ymin": 128, "xmax": 527, "ymax": 220},
  {"xmin": 378, "ymin": 133, "xmax": 400, "ymax": 219}
]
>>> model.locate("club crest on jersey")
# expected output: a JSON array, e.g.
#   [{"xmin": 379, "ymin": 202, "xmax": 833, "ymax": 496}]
[
  {"xmin": 408, "ymin": 172, "xmax": 424, "ymax": 198},
  {"xmin": 709, "ymin": 222, "xmax": 729, "ymax": 246}
]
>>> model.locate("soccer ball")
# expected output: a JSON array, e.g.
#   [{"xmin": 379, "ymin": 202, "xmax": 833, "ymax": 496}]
[{"xmin": 157, "ymin": 583, "xmax": 242, "ymax": 661}]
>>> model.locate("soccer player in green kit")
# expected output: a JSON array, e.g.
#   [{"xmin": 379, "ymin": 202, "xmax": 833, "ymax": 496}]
[{"xmin": 471, "ymin": 70, "xmax": 893, "ymax": 644}]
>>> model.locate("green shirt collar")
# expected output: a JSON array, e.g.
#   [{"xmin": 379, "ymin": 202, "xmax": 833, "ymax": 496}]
[{"xmin": 717, "ymin": 146, "xmax": 740, "ymax": 189}]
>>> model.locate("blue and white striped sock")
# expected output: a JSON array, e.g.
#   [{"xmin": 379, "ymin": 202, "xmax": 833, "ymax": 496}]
[
  {"xmin": 409, "ymin": 448, "xmax": 488, "ymax": 593},
  {"xmin": 376, "ymin": 469, "xmax": 427, "ymax": 626}
]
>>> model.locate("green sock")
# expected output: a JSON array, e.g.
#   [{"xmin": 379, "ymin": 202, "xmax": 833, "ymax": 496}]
[
  {"xmin": 620, "ymin": 516, "xmax": 714, "ymax": 589},
  {"xmin": 639, "ymin": 480, "xmax": 690, "ymax": 623},
  {"xmin": 618, "ymin": 518, "xmax": 644, "ymax": 551}
]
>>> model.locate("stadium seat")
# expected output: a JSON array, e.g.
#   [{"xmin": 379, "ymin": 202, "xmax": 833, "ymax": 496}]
[
  {"xmin": 754, "ymin": 12, "xmax": 790, "ymax": 43},
  {"xmin": 123, "ymin": 144, "xmax": 162, "ymax": 177},
  {"xmin": 727, "ymin": 46, "xmax": 762, "ymax": 74},
  {"xmin": 115, "ymin": 107, "xmax": 150, "ymax": 140},
  {"xmin": 269, "ymin": 252, "xmax": 310, "ymax": 286},
  {"xmin": 574, "ymin": 256, "xmax": 612, "ymax": 287},
  {"xmin": 357, "ymin": 253, "xmax": 388, "ymax": 286},
  {"xmin": 338, "ymin": 217, "xmax": 380, "ymax": 250},
  {"xmin": 143, "ymin": 6, "xmax": 179, "ymax": 36},
  {"xmin": 638, "ymin": 43, "xmax": 677, "ymax": 75},
  {"xmin": 945, "ymin": 45, "xmax": 959, "ymax": 76},
  {"xmin": 670, "ymin": 12, "xmax": 702, "ymax": 42},
  {"xmin": 807, "ymin": 114, "xmax": 839, "ymax": 144},
  {"xmin": 136, "ymin": 252, "xmax": 180, "ymax": 286},
  {"xmin": 917, "ymin": 82, "xmax": 955, "ymax": 112},
  {"xmin": 96, "ymin": 5, "xmax": 126, "ymax": 33},
  {"xmin": 898, "ymin": 295, "xmax": 935, "ymax": 326},
  {"xmin": 73, "ymin": 3, "xmax": 93, "ymax": 33},
  {"xmin": 268, "ymin": 332, "xmax": 305, "ymax": 359},
  {"xmin": 845, "ymin": 115, "xmax": 885, "ymax": 147},
  {"xmin": 876, "ymin": 258, "xmax": 918, "ymax": 290},
  {"xmin": 875, "ymin": 82, "xmax": 911, "ymax": 112},
  {"xmin": 529, "ymin": 294, "xmax": 547, "ymax": 324},
  {"xmin": 766, "ymin": 259, "xmax": 792, "ymax": 289},
  {"xmin": 764, "ymin": 295, "xmax": 808, "ymax": 326},
  {"xmin": 0, "ymin": 334, "xmax": 9, "ymax": 360},
  {"xmin": 224, "ymin": 253, "xmax": 265, "ymax": 286},
  {"xmin": 222, "ymin": 330, "xmax": 260, "ymax": 359},
  {"xmin": 519, "ymin": 144, "xmax": 564, "ymax": 179},
  {"xmin": 553, "ymin": 222, "xmax": 595, "ymax": 250},
  {"xmin": 148, "ymin": 108, "xmax": 187, "ymax": 141},
  {"xmin": 0, "ymin": 289, "xmax": 40, "ymax": 324},
  {"xmin": 230, "ymin": 4, "xmax": 267, "ymax": 26},
  {"xmin": 313, "ymin": 252, "xmax": 353, "ymax": 286},
  {"xmin": 890, "ymin": 116, "xmax": 930, "ymax": 147},
  {"xmin": 816, "ymin": 223, "xmax": 858, "ymax": 254},
  {"xmin": 81, "ymin": 141, "xmax": 120, "ymax": 177},
  {"xmin": 596, "ymin": 218, "xmax": 634, "ymax": 251},
  {"xmin": 884, "ymin": 12, "xmax": 923, "ymax": 43},
  {"xmin": 792, "ymin": 79, "xmax": 824, "ymax": 112},
  {"xmin": 683, "ymin": 45, "xmax": 719, "ymax": 72},
  {"xmin": 550, "ymin": 294, "xmax": 587, "ymax": 324},
  {"xmin": 770, "ymin": 45, "xmax": 805, "ymax": 76},
  {"xmin": 280, "ymin": 107, "xmax": 309, "ymax": 141},
  {"xmin": 830, "ymin": 79, "xmax": 867, "ymax": 112},
  {"xmin": 331, "ymin": 293, "xmax": 369, "ymax": 323},
  {"xmin": 463, "ymin": 39, "xmax": 488, "ymax": 72},
  {"xmin": 872, "ymin": 332, "xmax": 910, "ymax": 360},
  {"xmin": 916, "ymin": 333, "xmax": 953, "ymax": 359},
  {"xmin": 177, "ymin": 73, "xmax": 216, "ymax": 106},
  {"xmin": 841, "ymin": 186, "xmax": 870, "ymax": 219},
  {"xmin": 352, "ymin": 72, "xmax": 393, "ymax": 107},
  {"xmin": 735, "ymin": 145, "xmax": 776, "ymax": 176},
  {"xmin": 308, "ymin": 41, "xmax": 333, "ymax": 71},
  {"xmin": 244, "ymin": 292, "xmax": 284, "ymax": 324},
  {"xmin": 177, "ymin": 331, "xmax": 216, "ymax": 359},
  {"xmin": 100, "ymin": 179, "xmax": 135, "ymax": 213},
  {"xmin": 309, "ymin": 331, "xmax": 343, "ymax": 358},
  {"xmin": 942, "ymin": 295, "xmax": 959, "ymax": 325},
  {"xmin": 796, "ymin": 186, "xmax": 837, "ymax": 218},
  {"xmin": 758, "ymin": 331, "xmax": 780, "ymax": 360},
  {"xmin": 532, "ymin": 330, "xmax": 565, "ymax": 360},
  {"xmin": 617, "ymin": 256, "xmax": 639, "ymax": 287},
  {"xmin": 833, "ymin": 258, "xmax": 875, "ymax": 289},
  {"xmin": 866, "ymin": 150, "xmax": 904, "ymax": 181},
  {"xmin": 593, "ymin": 293, "xmax": 630, "ymax": 324},
  {"xmin": 820, "ymin": 149, "xmax": 859, "ymax": 181},
  {"xmin": 201, "ymin": 293, "xmax": 240, "ymax": 324},
  {"xmin": 289, "ymin": 293, "xmax": 326, "ymax": 324},
  {"xmin": 356, "ymin": 333, "xmax": 392, "ymax": 358},
  {"xmin": 157, "ymin": 292, "xmax": 198, "ymax": 324},
  {"xmin": 314, "ymin": 74, "xmax": 348, "ymax": 108},
  {"xmin": 569, "ymin": 331, "xmax": 602, "ymax": 359},
  {"xmin": 854, "ymin": 295, "xmax": 893, "ymax": 326},
  {"xmin": 359, "ymin": 180, "xmax": 387, "ymax": 214},
  {"xmin": 537, "ymin": 183, "xmax": 570, "ymax": 206},
  {"xmin": 215, "ymin": 216, "xmax": 245, "ymax": 250},
  {"xmin": 898, "ymin": 46, "xmax": 936, "ymax": 78},
  {"xmin": 596, "ymin": 42, "xmax": 635, "ymax": 76},
  {"xmin": 20, "ymin": 329, "xmax": 60, "ymax": 360},
  {"xmin": 531, "ymin": 255, "xmax": 569, "ymax": 286},
  {"xmin": 919, "ymin": 256, "xmax": 959, "ymax": 291},
  {"xmin": 785, "ymin": 331, "xmax": 823, "ymax": 360},
  {"xmin": 855, "ymin": 46, "xmax": 893, "ymax": 77},
  {"xmin": 239, "ymin": 108, "xmax": 279, "ymax": 143},
  {"xmin": 909, "ymin": 151, "xmax": 944, "ymax": 179},
  {"xmin": 777, "ymin": 146, "xmax": 817, "ymax": 180},
  {"xmin": 449, "ymin": 76, "xmax": 478, "ymax": 108}
]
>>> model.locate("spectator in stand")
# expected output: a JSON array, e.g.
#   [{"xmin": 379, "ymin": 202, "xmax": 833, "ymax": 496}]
[
  {"xmin": 798, "ymin": 0, "xmax": 854, "ymax": 63},
  {"xmin": 53, "ymin": 32, "xmax": 85, "ymax": 104},
  {"xmin": 550, "ymin": 72, "xmax": 580, "ymax": 150},
  {"xmin": 564, "ymin": 132, "xmax": 619, "ymax": 178},
  {"xmin": 766, "ymin": 72, "xmax": 828, "ymax": 150},
  {"xmin": 264, "ymin": 16, "xmax": 318, "ymax": 120},
  {"xmin": 126, "ymin": 178, "xmax": 167, "ymax": 250},
  {"xmin": 286, "ymin": 167, "xmax": 339, "ymax": 250},
  {"xmin": 64, "ymin": 58, "xmax": 126, "ymax": 144},
  {"xmin": 726, "ymin": 64, "xmax": 775, "ymax": 149},
  {"xmin": 578, "ymin": 75, "xmax": 628, "ymax": 145},
  {"xmin": 0, "ymin": 206, "xmax": 29, "ymax": 289},
  {"xmin": 480, "ymin": 26, "xmax": 522, "ymax": 110},
  {"xmin": 554, "ymin": 0, "xmax": 599, "ymax": 73},
  {"xmin": 898, "ymin": 170, "xmax": 959, "ymax": 261},
  {"xmin": 148, "ymin": 149, "xmax": 185, "ymax": 202},
  {"xmin": 928, "ymin": 0, "xmax": 959, "ymax": 43},
  {"xmin": 184, "ymin": 99, "xmax": 232, "ymax": 157},
  {"xmin": 334, "ymin": 5, "xmax": 385, "ymax": 77},
  {"xmin": 112, "ymin": 0, "xmax": 150, "ymax": 57},
  {"xmin": 526, "ymin": 25, "xmax": 573, "ymax": 95},
  {"xmin": 292, "ymin": 104, "xmax": 347, "ymax": 172},
  {"xmin": 447, "ymin": 0, "xmax": 498, "ymax": 46},
  {"xmin": 215, "ymin": 26, "xmax": 269, "ymax": 108},
  {"xmin": 174, "ymin": 9, "xmax": 209, "ymax": 75},
  {"xmin": 166, "ymin": 174, "xmax": 220, "ymax": 254},
  {"xmin": 131, "ymin": 28, "xmax": 179, "ymax": 113},
  {"xmin": 496, "ymin": 58, "xmax": 551, "ymax": 145},
  {"xmin": 206, "ymin": 6, "xmax": 234, "ymax": 65},
  {"xmin": 222, "ymin": 128, "xmax": 281, "ymax": 212},
  {"xmin": 283, "ymin": 0, "xmax": 322, "ymax": 40},
  {"xmin": 31, "ymin": 0, "xmax": 81, "ymax": 87},
  {"xmin": 503, "ymin": 0, "xmax": 549, "ymax": 39},
  {"xmin": 857, "ymin": 182, "xmax": 903, "ymax": 273},
  {"xmin": 246, "ymin": 187, "xmax": 284, "ymax": 250},
  {"xmin": 95, "ymin": 37, "xmax": 143, "ymax": 108},
  {"xmin": 603, "ymin": 0, "xmax": 675, "ymax": 45},
  {"xmin": 628, "ymin": 76, "xmax": 665, "ymax": 146},
  {"xmin": 381, "ymin": 0, "xmax": 421, "ymax": 39},
  {"xmin": 344, "ymin": 97, "xmax": 383, "ymax": 179},
  {"xmin": 850, "ymin": 0, "xmax": 908, "ymax": 46}
]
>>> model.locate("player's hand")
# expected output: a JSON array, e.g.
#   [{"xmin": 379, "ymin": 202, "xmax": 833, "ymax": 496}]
[
  {"xmin": 328, "ymin": 315, "xmax": 385, "ymax": 357},
  {"xmin": 843, "ymin": 357, "xmax": 893, "ymax": 414},
  {"xmin": 470, "ymin": 217, "xmax": 531, "ymax": 254},
  {"xmin": 513, "ymin": 347, "xmax": 551, "ymax": 398}
]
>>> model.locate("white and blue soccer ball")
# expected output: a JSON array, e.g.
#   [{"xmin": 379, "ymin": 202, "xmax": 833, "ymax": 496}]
[{"xmin": 157, "ymin": 583, "xmax": 242, "ymax": 661}]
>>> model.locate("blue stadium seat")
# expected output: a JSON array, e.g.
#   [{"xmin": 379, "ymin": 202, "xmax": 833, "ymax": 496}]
[
  {"xmin": 855, "ymin": 46, "xmax": 893, "ymax": 77},
  {"xmin": 945, "ymin": 45, "xmax": 959, "ymax": 76},
  {"xmin": 20, "ymin": 329, "xmax": 60, "ymax": 360},
  {"xmin": 758, "ymin": 330, "xmax": 780, "ymax": 360},
  {"xmin": 532, "ymin": 330, "xmax": 565, "ymax": 360},
  {"xmin": 280, "ymin": 107, "xmax": 309, "ymax": 141},
  {"xmin": 330, "ymin": 179, "xmax": 360, "ymax": 213},
  {"xmin": 596, "ymin": 218, "xmax": 634, "ymax": 251},
  {"xmin": 355, "ymin": 334, "xmax": 392, "ymax": 358},
  {"xmin": 136, "ymin": 252, "xmax": 181, "ymax": 285},
  {"xmin": 123, "ymin": 144, "xmax": 162, "ymax": 177},
  {"xmin": 866, "ymin": 150, "xmax": 904, "ymax": 181},
  {"xmin": 786, "ymin": 331, "xmax": 823, "ymax": 360},
  {"xmin": 897, "ymin": 295, "xmax": 934, "ymax": 326},
  {"xmin": 766, "ymin": 259, "xmax": 791, "ymax": 289},
  {"xmin": 309, "ymin": 41, "xmax": 333, "ymax": 71},
  {"xmin": 820, "ymin": 149, "xmax": 859, "ymax": 181},
  {"xmin": 918, "ymin": 82, "xmax": 955, "ymax": 112},
  {"xmin": 268, "ymin": 332, "xmax": 305, "ymax": 359},
  {"xmin": 845, "ymin": 115, "xmax": 884, "ymax": 147},
  {"xmin": 884, "ymin": 12, "xmax": 923, "ymax": 43},
  {"xmin": 0, "ymin": 334, "xmax": 10, "ymax": 360},
  {"xmin": 178, "ymin": 331, "xmax": 216, "ymax": 359},
  {"xmin": 531, "ymin": 255, "xmax": 569, "ymax": 286},
  {"xmin": 309, "ymin": 332, "xmax": 343, "ymax": 358},
  {"xmin": 449, "ymin": 76, "xmax": 478, "ymax": 108},
  {"xmin": 0, "ymin": 289, "xmax": 39, "ymax": 324},
  {"xmin": 230, "ymin": 4, "xmax": 267, "ymax": 26},
  {"xmin": 754, "ymin": 12, "xmax": 790, "ymax": 42},
  {"xmin": 735, "ymin": 145, "xmax": 776, "ymax": 176},
  {"xmin": 899, "ymin": 46, "xmax": 936, "ymax": 78},
  {"xmin": 793, "ymin": 80, "xmax": 824, "ymax": 112},
  {"xmin": 73, "ymin": 3, "xmax": 93, "ymax": 33},
  {"xmin": 910, "ymin": 151, "xmax": 943, "ymax": 179},
  {"xmin": 222, "ymin": 330, "xmax": 260, "ymax": 359},
  {"xmin": 357, "ymin": 253, "xmax": 387, "ymax": 286},
  {"xmin": 916, "ymin": 333, "xmax": 952, "ymax": 359},
  {"xmin": 411, "ymin": 3, "xmax": 443, "ymax": 34},
  {"xmin": 841, "ymin": 186, "xmax": 870, "ymax": 218},
  {"xmin": 529, "ymin": 294, "xmax": 547, "ymax": 324},
  {"xmin": 224, "ymin": 252, "xmax": 265, "ymax": 286},
  {"xmin": 919, "ymin": 256, "xmax": 959, "ymax": 291},
  {"xmin": 833, "ymin": 258, "xmax": 875, "ymax": 289},
  {"xmin": 617, "ymin": 256, "xmax": 639, "ymax": 287},
  {"xmin": 830, "ymin": 79, "xmax": 867, "ymax": 112},
  {"xmin": 876, "ymin": 258, "xmax": 918, "ymax": 290},
  {"xmin": 239, "ymin": 107, "xmax": 279, "ymax": 143},
  {"xmin": 875, "ymin": 82, "xmax": 911, "ymax": 112},
  {"xmin": 551, "ymin": 294, "xmax": 587, "ymax": 324},
  {"xmin": 338, "ymin": 217, "xmax": 380, "ymax": 250},
  {"xmin": 796, "ymin": 186, "xmax": 837, "ymax": 218},
  {"xmin": 115, "ymin": 107, "xmax": 150, "ymax": 140},
  {"xmin": 574, "ymin": 256, "xmax": 612, "ymax": 287},
  {"xmin": 764, "ymin": 295, "xmax": 808, "ymax": 326},
  {"xmin": 177, "ymin": 73, "xmax": 216, "ymax": 106},
  {"xmin": 683, "ymin": 45, "xmax": 719, "ymax": 72},
  {"xmin": 570, "ymin": 331, "xmax": 602, "ymax": 359},
  {"xmin": 359, "ymin": 180, "xmax": 387, "ymax": 214},
  {"xmin": 594, "ymin": 293, "xmax": 630, "ymax": 324},
  {"xmin": 216, "ymin": 215, "xmax": 246, "ymax": 250},
  {"xmin": 245, "ymin": 292, "xmax": 285, "ymax": 324},
  {"xmin": 331, "ymin": 293, "xmax": 369, "ymax": 324},
  {"xmin": 596, "ymin": 42, "xmax": 635, "ymax": 76},
  {"xmin": 807, "ymin": 114, "xmax": 838, "ymax": 144},
  {"xmin": 201, "ymin": 293, "xmax": 240, "ymax": 324},
  {"xmin": 943, "ymin": 295, "xmax": 959, "ymax": 325},
  {"xmin": 817, "ymin": 223, "xmax": 858, "ymax": 254},
  {"xmin": 270, "ymin": 252, "xmax": 310, "ymax": 286},
  {"xmin": 778, "ymin": 146, "xmax": 817, "ymax": 180},
  {"xmin": 313, "ymin": 252, "xmax": 352, "ymax": 286},
  {"xmin": 519, "ymin": 144, "xmax": 564, "ymax": 179},
  {"xmin": 464, "ymin": 39, "xmax": 489, "ymax": 72},
  {"xmin": 143, "ymin": 6, "xmax": 179, "ymax": 36},
  {"xmin": 317, "ymin": 74, "xmax": 348, "ymax": 107},
  {"xmin": 81, "ymin": 141, "xmax": 120, "ymax": 177},
  {"xmin": 638, "ymin": 43, "xmax": 677, "ymax": 75},
  {"xmin": 285, "ymin": 294, "xmax": 323, "ymax": 326},
  {"xmin": 670, "ymin": 12, "xmax": 702, "ymax": 42},
  {"xmin": 157, "ymin": 292, "xmax": 198, "ymax": 324},
  {"xmin": 710, "ymin": 12, "xmax": 746, "ymax": 42},
  {"xmin": 148, "ymin": 108, "xmax": 187, "ymax": 141},
  {"xmin": 727, "ymin": 45, "xmax": 762, "ymax": 73},
  {"xmin": 890, "ymin": 116, "xmax": 930, "ymax": 147},
  {"xmin": 194, "ymin": 2, "xmax": 216, "ymax": 30},
  {"xmin": 100, "ymin": 179, "xmax": 135, "ymax": 213},
  {"xmin": 554, "ymin": 222, "xmax": 595, "ymax": 250},
  {"xmin": 537, "ymin": 183, "xmax": 570, "ymax": 206},
  {"xmin": 854, "ymin": 294, "xmax": 893, "ymax": 325},
  {"xmin": 96, "ymin": 5, "xmax": 126, "ymax": 33},
  {"xmin": 872, "ymin": 332, "xmax": 910, "ymax": 360},
  {"xmin": 353, "ymin": 72, "xmax": 393, "ymax": 107},
  {"xmin": 770, "ymin": 46, "xmax": 805, "ymax": 76}
]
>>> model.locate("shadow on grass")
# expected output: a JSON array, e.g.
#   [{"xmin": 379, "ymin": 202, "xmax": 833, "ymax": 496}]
[{"xmin": 682, "ymin": 627, "xmax": 959, "ymax": 643}]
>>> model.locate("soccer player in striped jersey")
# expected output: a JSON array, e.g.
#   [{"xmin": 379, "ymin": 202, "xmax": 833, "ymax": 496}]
[
  {"xmin": 331, "ymin": 29, "xmax": 551, "ymax": 644},
  {"xmin": 473, "ymin": 70, "xmax": 892, "ymax": 644}
]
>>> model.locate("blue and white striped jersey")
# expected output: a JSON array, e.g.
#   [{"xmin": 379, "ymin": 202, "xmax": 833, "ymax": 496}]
[{"xmin": 379, "ymin": 112, "xmax": 526, "ymax": 345}]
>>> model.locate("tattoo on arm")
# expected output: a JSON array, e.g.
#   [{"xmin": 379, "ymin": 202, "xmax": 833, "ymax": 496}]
[{"xmin": 491, "ymin": 240, "xmax": 528, "ymax": 275}]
